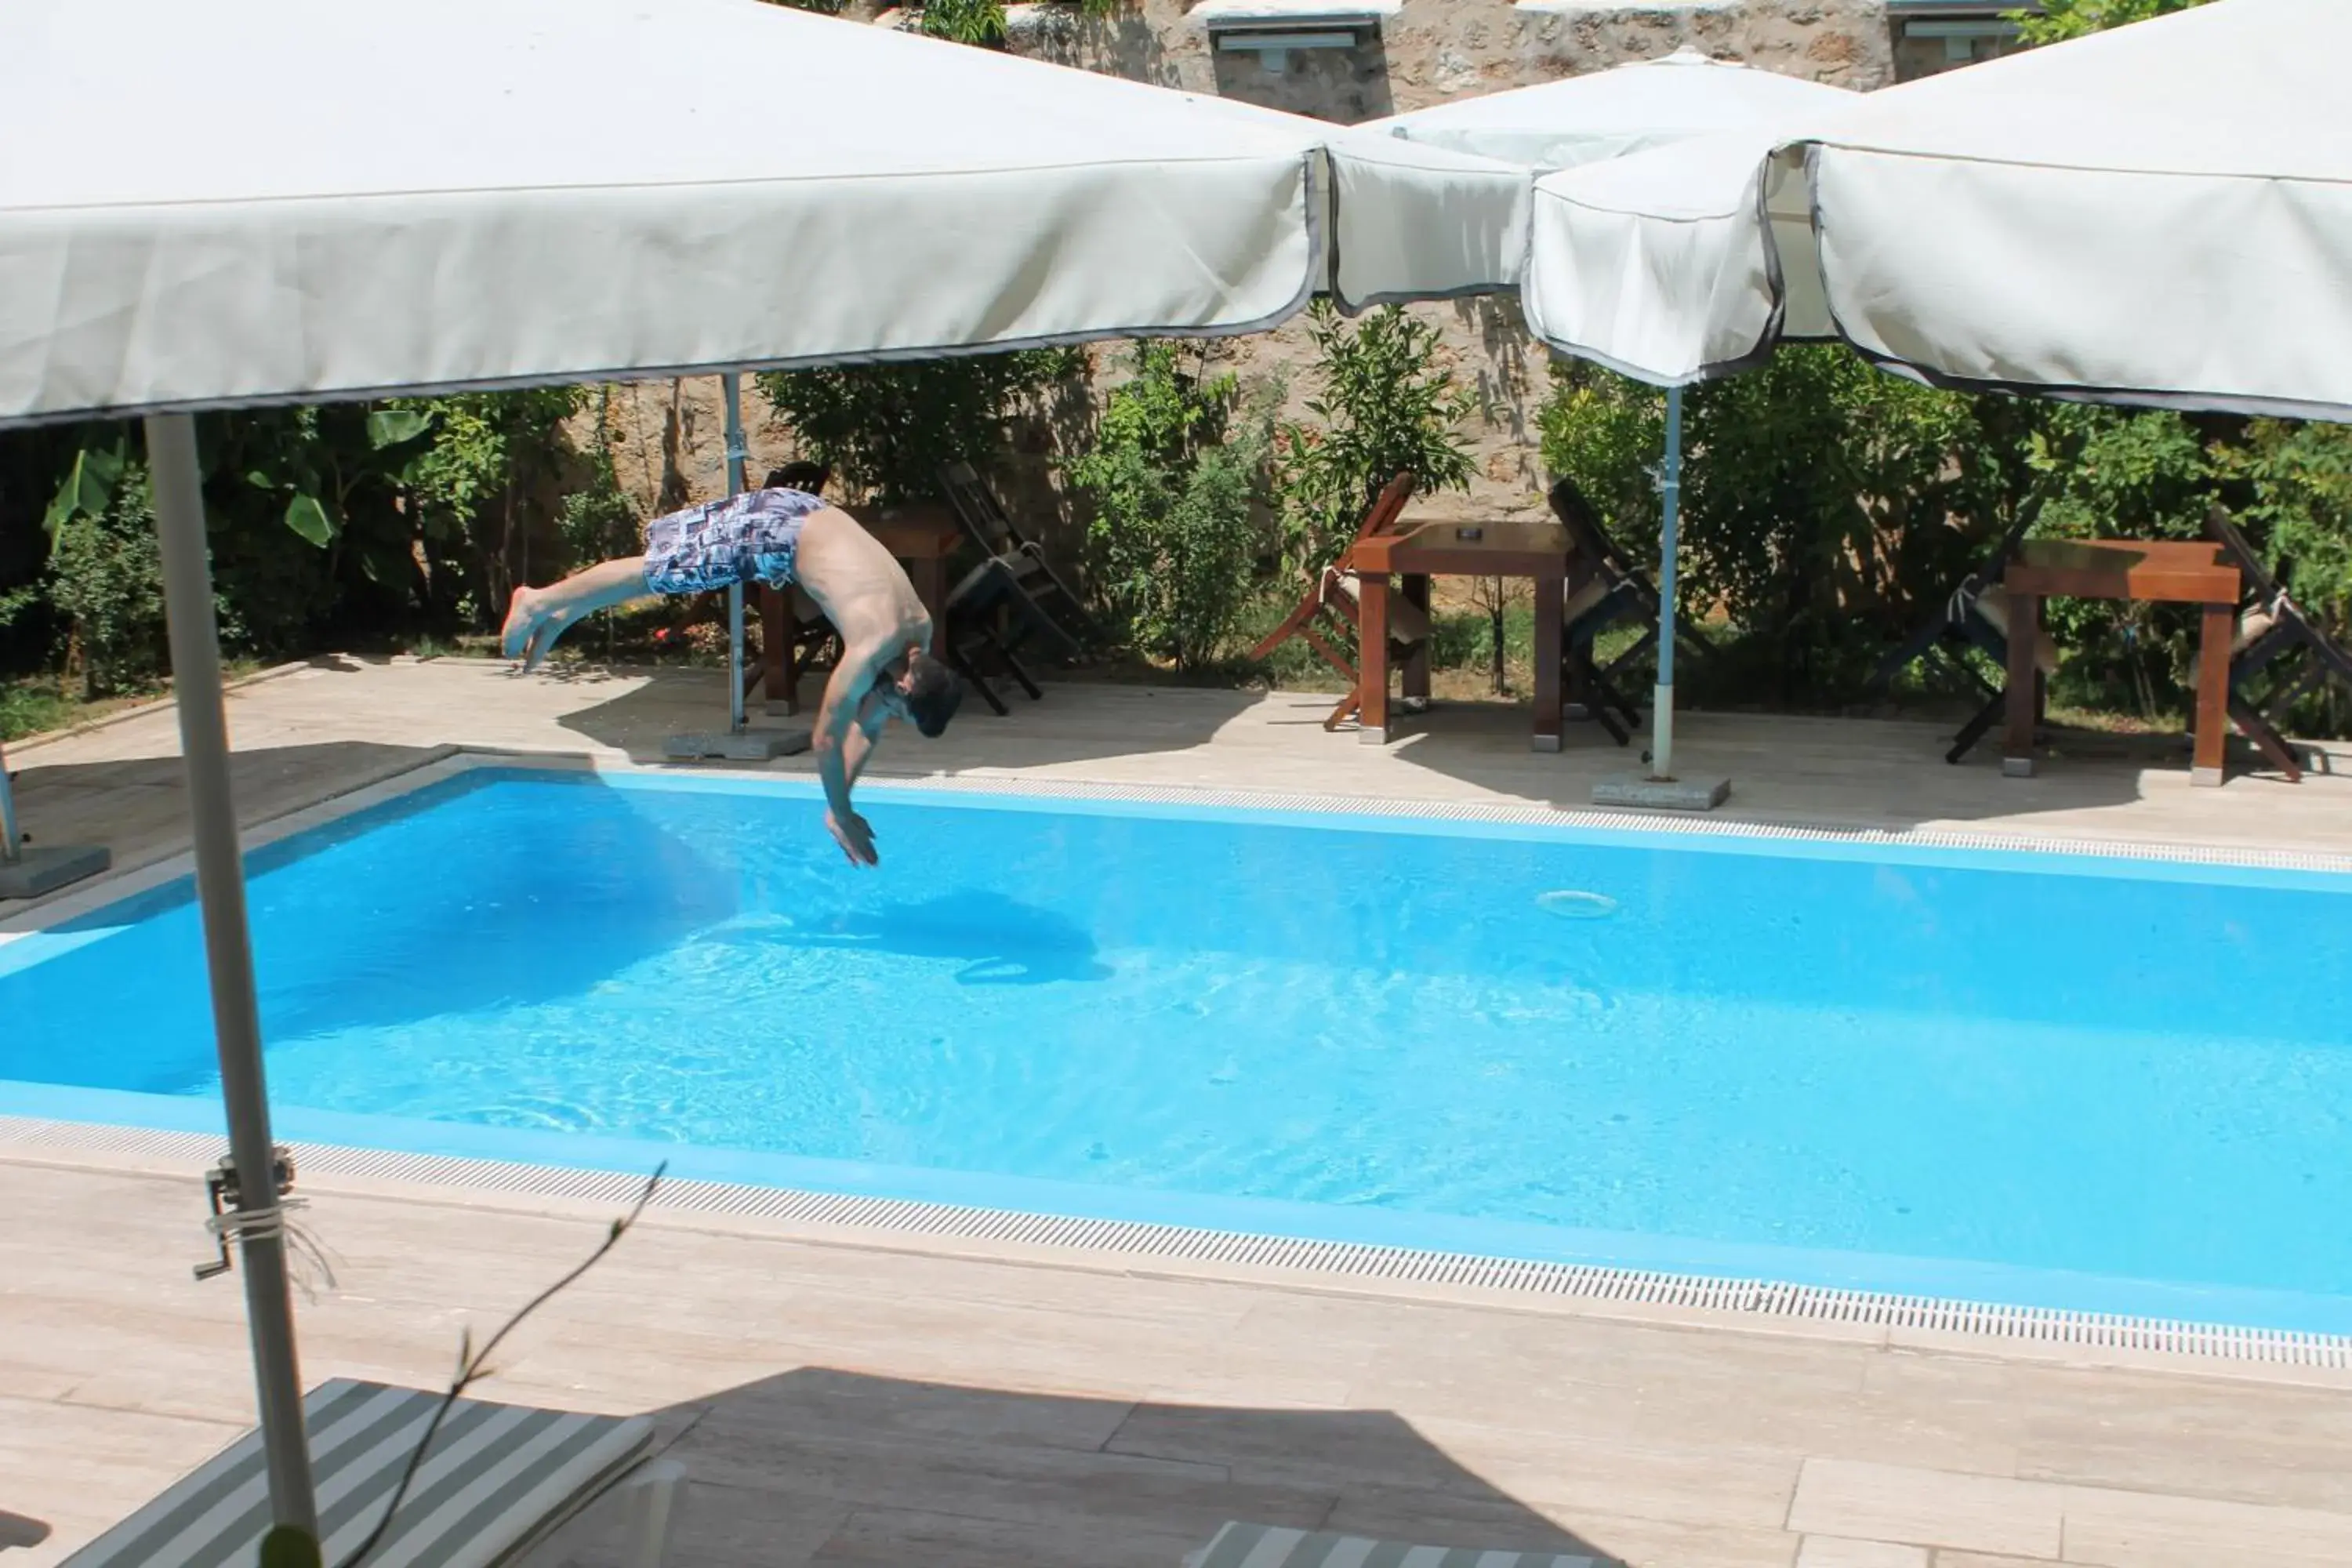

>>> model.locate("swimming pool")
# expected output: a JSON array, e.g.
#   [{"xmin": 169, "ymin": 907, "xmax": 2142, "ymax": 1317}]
[{"xmin": 5, "ymin": 766, "xmax": 2350, "ymax": 1333}]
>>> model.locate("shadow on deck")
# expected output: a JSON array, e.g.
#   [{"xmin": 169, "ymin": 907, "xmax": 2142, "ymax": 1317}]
[{"xmin": 532, "ymin": 1367, "xmax": 1619, "ymax": 1568}]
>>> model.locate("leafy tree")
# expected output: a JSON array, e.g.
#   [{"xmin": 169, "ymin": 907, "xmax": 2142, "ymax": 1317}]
[
  {"xmin": 390, "ymin": 389, "xmax": 586, "ymax": 624},
  {"xmin": 1069, "ymin": 343, "xmax": 1276, "ymax": 670},
  {"xmin": 757, "ymin": 350, "xmax": 1081, "ymax": 505},
  {"xmin": 1278, "ymin": 303, "xmax": 1476, "ymax": 569}
]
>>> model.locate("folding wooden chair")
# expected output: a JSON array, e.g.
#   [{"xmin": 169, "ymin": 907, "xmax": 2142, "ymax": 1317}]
[
  {"xmin": 1544, "ymin": 479, "xmax": 1668, "ymax": 743},
  {"xmin": 2206, "ymin": 502, "xmax": 2352, "ymax": 782},
  {"xmin": 1935, "ymin": 579, "xmax": 2065, "ymax": 764},
  {"xmin": 1864, "ymin": 503, "xmax": 2065, "ymax": 763},
  {"xmin": 1246, "ymin": 473, "xmax": 1424, "ymax": 730},
  {"xmin": 1545, "ymin": 477, "xmax": 1724, "ymax": 689},
  {"xmin": 1868, "ymin": 505, "xmax": 2039, "ymax": 699},
  {"xmin": 937, "ymin": 459, "xmax": 1104, "ymax": 654},
  {"xmin": 940, "ymin": 555, "xmax": 1082, "ymax": 716}
]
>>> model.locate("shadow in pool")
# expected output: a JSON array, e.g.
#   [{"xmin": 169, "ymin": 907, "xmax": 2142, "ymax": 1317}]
[{"xmin": 716, "ymin": 891, "xmax": 1112, "ymax": 985}]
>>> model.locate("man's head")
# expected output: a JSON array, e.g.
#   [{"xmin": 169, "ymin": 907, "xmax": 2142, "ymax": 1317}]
[{"xmin": 886, "ymin": 648, "xmax": 964, "ymax": 739}]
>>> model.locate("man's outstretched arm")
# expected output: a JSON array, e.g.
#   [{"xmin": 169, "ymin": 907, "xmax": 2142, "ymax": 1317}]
[
  {"xmin": 841, "ymin": 714, "xmax": 887, "ymax": 789},
  {"xmin": 811, "ymin": 644, "xmax": 887, "ymax": 866}
]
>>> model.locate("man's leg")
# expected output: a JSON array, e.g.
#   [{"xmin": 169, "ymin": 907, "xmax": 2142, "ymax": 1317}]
[{"xmin": 503, "ymin": 557, "xmax": 654, "ymax": 670}]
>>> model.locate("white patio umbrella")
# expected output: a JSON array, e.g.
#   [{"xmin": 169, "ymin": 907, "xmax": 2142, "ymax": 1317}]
[
  {"xmin": 1523, "ymin": 0, "xmax": 2352, "ymax": 418},
  {"xmin": 1360, "ymin": 45, "xmax": 1855, "ymax": 173},
  {"xmin": 0, "ymin": 0, "xmax": 1529, "ymax": 1537},
  {"xmin": 1371, "ymin": 51, "xmax": 1860, "ymax": 793}
]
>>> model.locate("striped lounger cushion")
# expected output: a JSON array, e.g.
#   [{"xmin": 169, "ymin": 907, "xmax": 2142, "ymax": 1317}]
[
  {"xmin": 64, "ymin": 1378, "xmax": 652, "ymax": 1568},
  {"xmin": 1188, "ymin": 1523, "xmax": 1610, "ymax": 1568}
]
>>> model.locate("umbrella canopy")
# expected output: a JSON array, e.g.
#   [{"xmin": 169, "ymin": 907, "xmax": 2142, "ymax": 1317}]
[
  {"xmin": 0, "ymin": 0, "xmax": 1530, "ymax": 1541},
  {"xmin": 1360, "ymin": 45, "xmax": 1857, "ymax": 173},
  {"xmin": 1522, "ymin": 0, "xmax": 2352, "ymax": 418},
  {"xmin": 0, "ymin": 0, "xmax": 1529, "ymax": 426},
  {"xmin": 1520, "ymin": 125, "xmax": 1839, "ymax": 387}
]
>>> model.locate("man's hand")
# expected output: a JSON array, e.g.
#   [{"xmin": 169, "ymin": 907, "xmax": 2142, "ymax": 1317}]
[{"xmin": 826, "ymin": 808, "xmax": 880, "ymax": 868}]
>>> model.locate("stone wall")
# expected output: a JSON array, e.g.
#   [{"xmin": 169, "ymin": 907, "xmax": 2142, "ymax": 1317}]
[{"xmin": 592, "ymin": 1, "xmax": 1908, "ymax": 552}]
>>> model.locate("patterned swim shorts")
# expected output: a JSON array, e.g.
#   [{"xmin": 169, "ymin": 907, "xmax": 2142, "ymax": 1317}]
[{"xmin": 641, "ymin": 487, "xmax": 826, "ymax": 596}]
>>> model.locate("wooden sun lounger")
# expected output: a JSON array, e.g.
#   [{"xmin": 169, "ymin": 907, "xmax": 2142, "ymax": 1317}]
[{"xmin": 64, "ymin": 1379, "xmax": 681, "ymax": 1568}]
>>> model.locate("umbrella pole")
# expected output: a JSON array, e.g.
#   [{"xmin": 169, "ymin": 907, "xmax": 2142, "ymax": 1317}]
[
  {"xmin": 146, "ymin": 412, "xmax": 320, "ymax": 1537},
  {"xmin": 724, "ymin": 372, "xmax": 748, "ymax": 736},
  {"xmin": 1648, "ymin": 385, "xmax": 1683, "ymax": 782}
]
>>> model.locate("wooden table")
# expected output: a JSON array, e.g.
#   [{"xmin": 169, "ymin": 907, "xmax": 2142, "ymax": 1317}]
[
  {"xmin": 756, "ymin": 503, "xmax": 964, "ymax": 715},
  {"xmin": 1351, "ymin": 519, "xmax": 1575, "ymax": 753},
  {"xmin": 2002, "ymin": 538, "xmax": 2241, "ymax": 786}
]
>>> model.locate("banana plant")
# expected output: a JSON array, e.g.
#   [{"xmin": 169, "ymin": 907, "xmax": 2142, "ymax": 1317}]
[{"xmin": 41, "ymin": 434, "xmax": 129, "ymax": 551}]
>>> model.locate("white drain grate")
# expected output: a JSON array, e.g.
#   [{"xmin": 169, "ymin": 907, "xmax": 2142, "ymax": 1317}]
[{"xmin": 7, "ymin": 1112, "xmax": 2346, "ymax": 1370}]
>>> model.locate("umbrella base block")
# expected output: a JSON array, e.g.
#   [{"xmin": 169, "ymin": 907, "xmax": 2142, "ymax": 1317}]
[
  {"xmin": 1592, "ymin": 774, "xmax": 1730, "ymax": 812},
  {"xmin": 663, "ymin": 728, "xmax": 811, "ymax": 762},
  {"xmin": 0, "ymin": 843, "xmax": 112, "ymax": 899}
]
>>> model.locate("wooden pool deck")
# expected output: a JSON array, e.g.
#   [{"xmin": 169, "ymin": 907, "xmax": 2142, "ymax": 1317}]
[{"xmin": 6, "ymin": 657, "xmax": 2352, "ymax": 1567}]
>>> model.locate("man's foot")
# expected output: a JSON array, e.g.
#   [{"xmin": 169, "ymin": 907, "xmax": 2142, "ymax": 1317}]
[
  {"xmin": 500, "ymin": 586, "xmax": 545, "ymax": 662},
  {"xmin": 503, "ymin": 586, "xmax": 572, "ymax": 672}
]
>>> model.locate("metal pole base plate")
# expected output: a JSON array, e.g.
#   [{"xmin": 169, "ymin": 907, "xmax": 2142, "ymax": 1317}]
[
  {"xmin": 1592, "ymin": 774, "xmax": 1731, "ymax": 812},
  {"xmin": 0, "ymin": 843, "xmax": 111, "ymax": 899},
  {"xmin": 662, "ymin": 729, "xmax": 811, "ymax": 762}
]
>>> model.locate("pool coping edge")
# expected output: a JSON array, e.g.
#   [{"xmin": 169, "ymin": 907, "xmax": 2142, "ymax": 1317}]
[{"xmin": 7, "ymin": 1112, "xmax": 2347, "ymax": 1374}]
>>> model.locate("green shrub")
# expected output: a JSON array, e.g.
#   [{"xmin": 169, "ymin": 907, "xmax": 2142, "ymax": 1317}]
[
  {"xmin": 45, "ymin": 463, "xmax": 166, "ymax": 697},
  {"xmin": 1539, "ymin": 347, "xmax": 1994, "ymax": 706},
  {"xmin": 1069, "ymin": 343, "xmax": 1276, "ymax": 671},
  {"xmin": 0, "ymin": 677, "xmax": 74, "ymax": 743}
]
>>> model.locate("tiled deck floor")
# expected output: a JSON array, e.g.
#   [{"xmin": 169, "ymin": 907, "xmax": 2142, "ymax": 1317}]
[{"xmin": 5, "ymin": 658, "xmax": 2352, "ymax": 1566}]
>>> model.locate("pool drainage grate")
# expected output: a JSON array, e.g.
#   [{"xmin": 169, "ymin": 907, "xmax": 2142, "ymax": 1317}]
[{"xmin": 7, "ymin": 1112, "xmax": 2347, "ymax": 1370}]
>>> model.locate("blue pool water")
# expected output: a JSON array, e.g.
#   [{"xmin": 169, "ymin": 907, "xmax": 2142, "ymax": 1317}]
[{"xmin": 5, "ymin": 768, "xmax": 2351, "ymax": 1330}]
